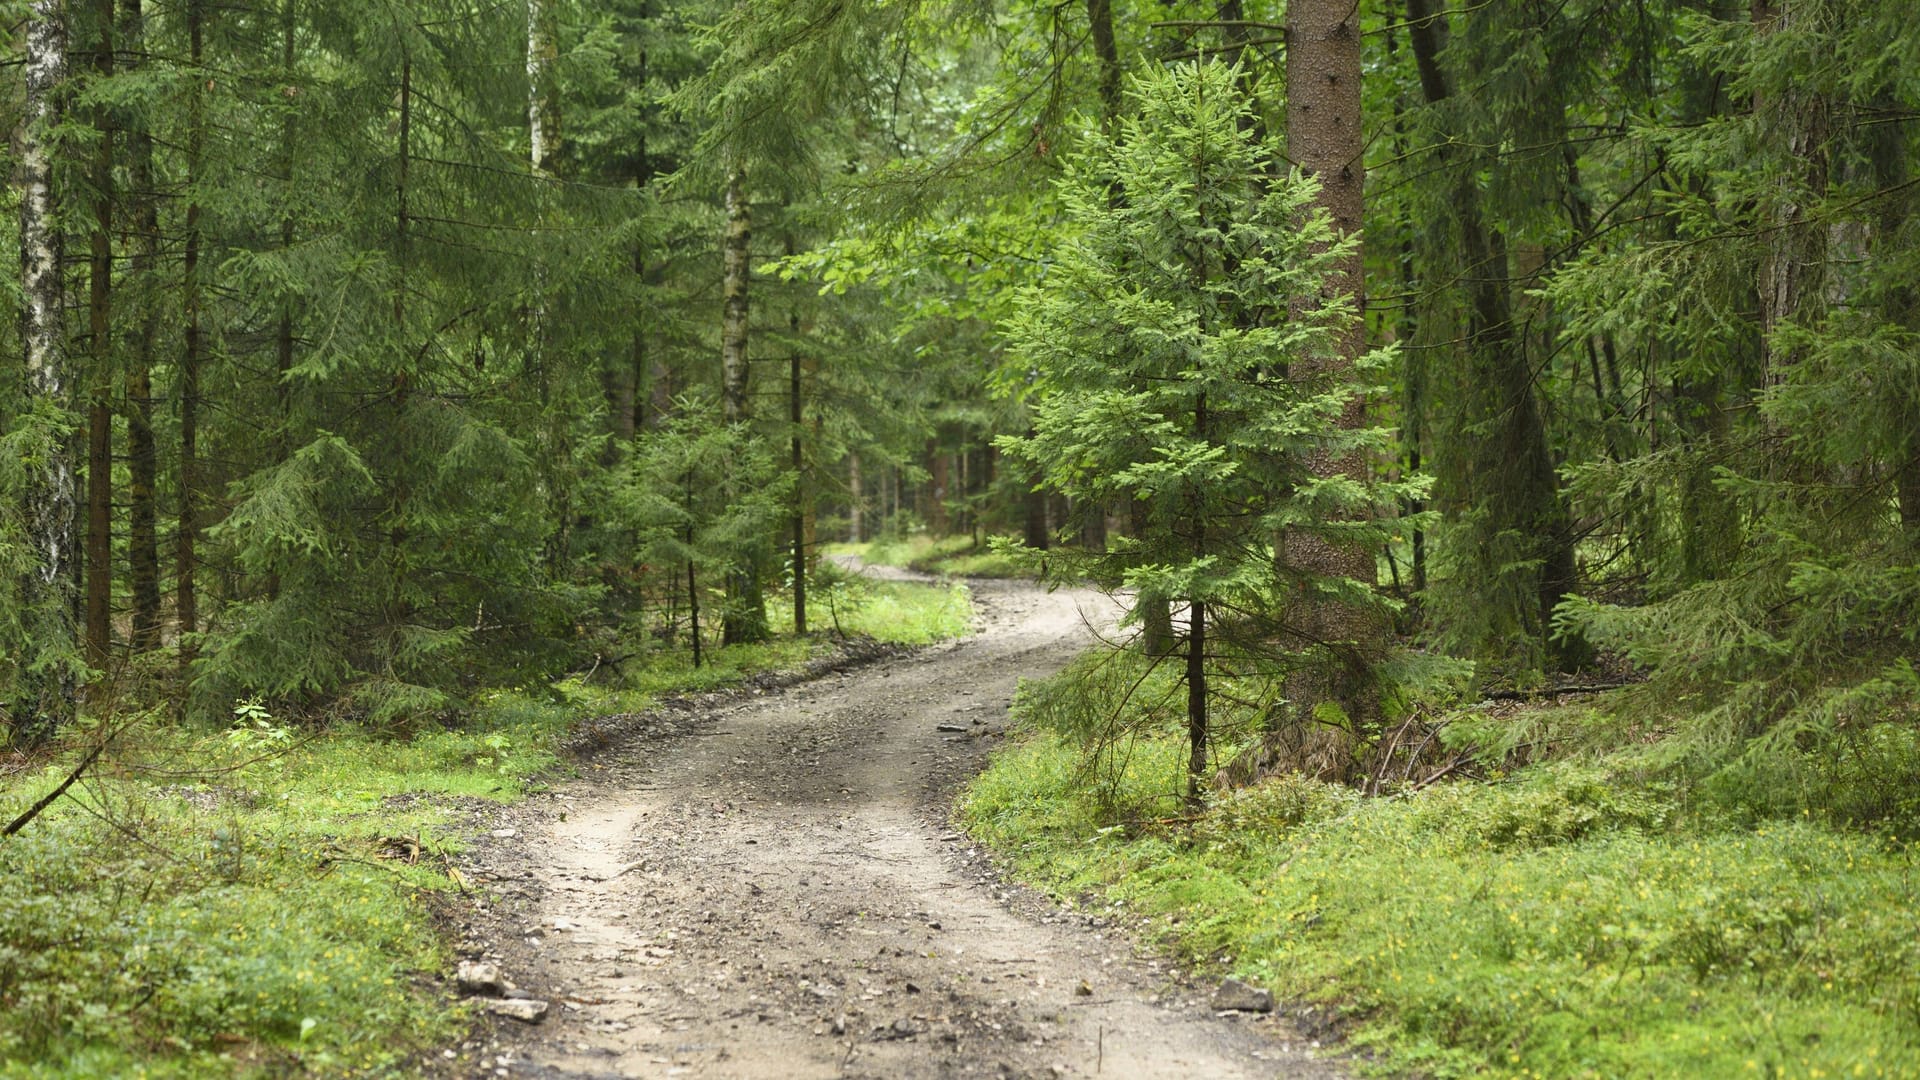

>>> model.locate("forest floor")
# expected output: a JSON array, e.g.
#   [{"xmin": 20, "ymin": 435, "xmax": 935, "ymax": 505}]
[{"xmin": 431, "ymin": 571, "xmax": 1343, "ymax": 1079}]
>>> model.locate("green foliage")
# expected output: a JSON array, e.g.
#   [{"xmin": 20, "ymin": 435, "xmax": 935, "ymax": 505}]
[
  {"xmin": 965, "ymin": 682, "xmax": 1920, "ymax": 1078},
  {"xmin": 1000, "ymin": 61, "xmax": 1407, "ymax": 610},
  {"xmin": 0, "ymin": 571, "xmax": 972, "ymax": 1076}
]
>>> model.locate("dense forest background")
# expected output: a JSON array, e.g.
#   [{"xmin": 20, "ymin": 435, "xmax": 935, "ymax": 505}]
[
  {"xmin": 2, "ymin": 0, "xmax": 1916, "ymax": 824},
  {"xmin": 3, "ymin": 1, "xmax": 1918, "ymax": 1075}
]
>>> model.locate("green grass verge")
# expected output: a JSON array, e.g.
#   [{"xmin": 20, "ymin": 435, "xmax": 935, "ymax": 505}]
[
  {"xmin": 825, "ymin": 534, "xmax": 1034, "ymax": 579},
  {"xmin": 0, "ymin": 578, "xmax": 972, "ymax": 1078},
  {"xmin": 960, "ymin": 655, "xmax": 1920, "ymax": 1079}
]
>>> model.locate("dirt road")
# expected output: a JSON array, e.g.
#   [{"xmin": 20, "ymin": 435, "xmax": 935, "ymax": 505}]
[{"xmin": 443, "ymin": 577, "xmax": 1342, "ymax": 1079}]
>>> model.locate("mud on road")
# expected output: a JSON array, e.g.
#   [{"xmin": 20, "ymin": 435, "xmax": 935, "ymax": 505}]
[{"xmin": 435, "ymin": 577, "xmax": 1345, "ymax": 1079}]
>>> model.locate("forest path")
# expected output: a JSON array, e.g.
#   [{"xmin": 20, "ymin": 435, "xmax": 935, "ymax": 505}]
[{"xmin": 451, "ymin": 575, "xmax": 1342, "ymax": 1079}]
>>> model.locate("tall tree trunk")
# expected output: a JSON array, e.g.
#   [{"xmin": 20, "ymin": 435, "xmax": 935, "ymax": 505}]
[
  {"xmin": 122, "ymin": 0, "xmax": 160, "ymax": 650},
  {"xmin": 720, "ymin": 165, "xmax": 751, "ymax": 428},
  {"xmin": 1751, "ymin": 0, "xmax": 1828, "ymax": 420},
  {"xmin": 929, "ymin": 442, "xmax": 950, "ymax": 536},
  {"xmin": 1022, "ymin": 447, "xmax": 1050, "ymax": 551},
  {"xmin": 789, "ymin": 281, "xmax": 807, "ymax": 635},
  {"xmin": 847, "ymin": 451, "xmax": 863, "ymax": 543},
  {"xmin": 275, "ymin": 0, "xmax": 296, "ymax": 468},
  {"xmin": 527, "ymin": 0, "xmax": 558, "ymax": 174},
  {"xmin": 85, "ymin": 0, "xmax": 115, "ymax": 669},
  {"xmin": 1277, "ymin": 0, "xmax": 1383, "ymax": 748},
  {"xmin": 177, "ymin": 0, "xmax": 205, "ymax": 677},
  {"xmin": 1406, "ymin": 0, "xmax": 1586, "ymax": 672},
  {"xmin": 1185, "ymin": 393, "xmax": 1210, "ymax": 805},
  {"xmin": 15, "ymin": 0, "xmax": 76, "ymax": 743},
  {"xmin": 1185, "ymin": 597, "xmax": 1207, "ymax": 805},
  {"xmin": 719, "ymin": 164, "xmax": 767, "ymax": 644},
  {"xmin": 1085, "ymin": 0, "xmax": 1121, "ymax": 126}
]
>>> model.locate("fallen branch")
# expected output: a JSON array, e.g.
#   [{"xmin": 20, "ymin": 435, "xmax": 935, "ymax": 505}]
[
  {"xmin": 3, "ymin": 739, "xmax": 108, "ymax": 837},
  {"xmin": 1481, "ymin": 681, "xmax": 1635, "ymax": 701}
]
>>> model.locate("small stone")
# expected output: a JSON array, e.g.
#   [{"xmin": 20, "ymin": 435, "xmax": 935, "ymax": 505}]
[
  {"xmin": 1210, "ymin": 977, "xmax": 1273, "ymax": 1013},
  {"xmin": 490, "ymin": 828, "xmax": 517, "ymax": 839},
  {"xmin": 1075, "ymin": 980, "xmax": 1093, "ymax": 997},
  {"xmin": 482, "ymin": 998, "xmax": 549, "ymax": 1023},
  {"xmin": 457, "ymin": 960, "xmax": 505, "ymax": 996}
]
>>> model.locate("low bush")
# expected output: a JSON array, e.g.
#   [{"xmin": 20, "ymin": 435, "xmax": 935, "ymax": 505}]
[{"xmin": 962, "ymin": 661, "xmax": 1920, "ymax": 1078}]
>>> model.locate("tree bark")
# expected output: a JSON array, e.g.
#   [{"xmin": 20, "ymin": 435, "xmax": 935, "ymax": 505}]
[
  {"xmin": 719, "ymin": 163, "xmax": 767, "ymax": 644},
  {"xmin": 847, "ymin": 451, "xmax": 863, "ymax": 543},
  {"xmin": 1277, "ymin": 0, "xmax": 1383, "ymax": 745},
  {"xmin": 15, "ymin": 0, "xmax": 77, "ymax": 742},
  {"xmin": 177, "ymin": 0, "xmax": 205, "ymax": 675},
  {"xmin": 1751, "ymin": 0, "xmax": 1828, "ymax": 409},
  {"xmin": 721, "ymin": 166, "xmax": 752, "ymax": 428},
  {"xmin": 790, "ymin": 305, "xmax": 807, "ymax": 635},
  {"xmin": 85, "ymin": 0, "xmax": 115, "ymax": 669},
  {"xmin": 527, "ymin": 0, "xmax": 559, "ymax": 174},
  {"xmin": 276, "ymin": 0, "xmax": 296, "ymax": 470},
  {"xmin": 929, "ymin": 442, "xmax": 950, "ymax": 536},
  {"xmin": 122, "ymin": 0, "xmax": 160, "ymax": 650},
  {"xmin": 1085, "ymin": 0, "xmax": 1121, "ymax": 127}
]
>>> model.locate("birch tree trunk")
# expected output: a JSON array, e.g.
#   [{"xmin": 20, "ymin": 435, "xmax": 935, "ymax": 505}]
[{"xmin": 16, "ymin": 0, "xmax": 77, "ymax": 742}]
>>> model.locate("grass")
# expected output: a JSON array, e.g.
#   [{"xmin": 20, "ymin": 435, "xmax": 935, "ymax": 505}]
[
  {"xmin": 0, "ymin": 576, "xmax": 973, "ymax": 1078},
  {"xmin": 824, "ymin": 533, "xmax": 1035, "ymax": 579},
  {"xmin": 960, "ymin": 654, "xmax": 1920, "ymax": 1079}
]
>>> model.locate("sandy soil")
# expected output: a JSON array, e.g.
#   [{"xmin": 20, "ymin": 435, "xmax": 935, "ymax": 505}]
[{"xmin": 435, "ymin": 575, "xmax": 1346, "ymax": 1079}]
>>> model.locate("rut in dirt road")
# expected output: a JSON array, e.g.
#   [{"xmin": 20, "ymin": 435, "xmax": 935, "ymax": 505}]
[{"xmin": 453, "ymin": 578, "xmax": 1345, "ymax": 1080}]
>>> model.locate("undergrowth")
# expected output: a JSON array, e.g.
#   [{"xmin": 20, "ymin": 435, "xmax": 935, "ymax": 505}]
[
  {"xmin": 961, "ymin": 653, "xmax": 1920, "ymax": 1078},
  {"xmin": 1, "ymin": 578, "xmax": 972, "ymax": 1077},
  {"xmin": 824, "ymin": 534, "xmax": 1034, "ymax": 579}
]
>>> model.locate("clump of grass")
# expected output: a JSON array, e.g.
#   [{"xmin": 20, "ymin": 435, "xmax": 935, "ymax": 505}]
[
  {"xmin": 962, "ymin": 662, "xmax": 1920, "ymax": 1079},
  {"xmin": 0, "ymin": 720, "xmax": 472, "ymax": 1077}
]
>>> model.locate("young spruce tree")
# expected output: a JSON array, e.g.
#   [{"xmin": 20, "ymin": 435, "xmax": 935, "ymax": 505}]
[{"xmin": 1000, "ymin": 62, "xmax": 1412, "ymax": 802}]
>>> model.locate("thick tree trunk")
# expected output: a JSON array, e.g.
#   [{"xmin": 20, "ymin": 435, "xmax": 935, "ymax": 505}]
[
  {"xmin": 122, "ymin": 0, "xmax": 160, "ymax": 650},
  {"xmin": 15, "ymin": 0, "xmax": 76, "ymax": 742},
  {"xmin": 1276, "ymin": 0, "xmax": 1384, "ymax": 748},
  {"xmin": 85, "ymin": 0, "xmax": 115, "ymax": 668}
]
